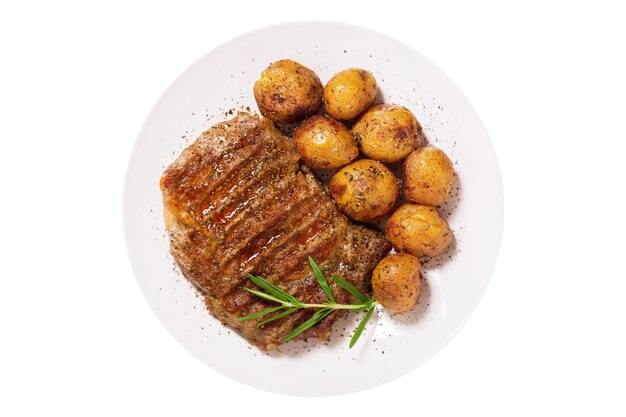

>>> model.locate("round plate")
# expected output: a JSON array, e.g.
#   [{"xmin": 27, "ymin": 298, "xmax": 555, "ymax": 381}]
[{"xmin": 123, "ymin": 21, "xmax": 503, "ymax": 396}]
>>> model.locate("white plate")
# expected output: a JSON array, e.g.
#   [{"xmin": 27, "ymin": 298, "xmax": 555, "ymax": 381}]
[{"xmin": 123, "ymin": 21, "xmax": 503, "ymax": 396}]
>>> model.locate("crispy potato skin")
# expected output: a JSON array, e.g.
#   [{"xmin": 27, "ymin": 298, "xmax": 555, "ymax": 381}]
[
  {"xmin": 323, "ymin": 69, "xmax": 377, "ymax": 120},
  {"xmin": 403, "ymin": 146, "xmax": 455, "ymax": 206},
  {"xmin": 372, "ymin": 253, "xmax": 421, "ymax": 313},
  {"xmin": 253, "ymin": 59, "xmax": 322, "ymax": 123},
  {"xmin": 293, "ymin": 115, "xmax": 359, "ymax": 168},
  {"xmin": 352, "ymin": 104, "xmax": 420, "ymax": 163},
  {"xmin": 386, "ymin": 203, "xmax": 452, "ymax": 257},
  {"xmin": 330, "ymin": 159, "xmax": 399, "ymax": 221}
]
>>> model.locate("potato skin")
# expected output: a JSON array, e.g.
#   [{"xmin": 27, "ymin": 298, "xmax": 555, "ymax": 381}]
[
  {"xmin": 293, "ymin": 115, "xmax": 359, "ymax": 168},
  {"xmin": 323, "ymin": 69, "xmax": 377, "ymax": 120},
  {"xmin": 403, "ymin": 146, "xmax": 455, "ymax": 206},
  {"xmin": 253, "ymin": 59, "xmax": 322, "ymax": 123},
  {"xmin": 352, "ymin": 104, "xmax": 420, "ymax": 163},
  {"xmin": 372, "ymin": 253, "xmax": 421, "ymax": 313},
  {"xmin": 386, "ymin": 203, "xmax": 453, "ymax": 257},
  {"xmin": 330, "ymin": 159, "xmax": 399, "ymax": 221}
]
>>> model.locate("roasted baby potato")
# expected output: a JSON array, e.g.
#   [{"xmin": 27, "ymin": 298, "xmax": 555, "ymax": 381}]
[
  {"xmin": 386, "ymin": 203, "xmax": 453, "ymax": 257},
  {"xmin": 293, "ymin": 115, "xmax": 359, "ymax": 168},
  {"xmin": 372, "ymin": 253, "xmax": 421, "ymax": 313},
  {"xmin": 323, "ymin": 68, "xmax": 377, "ymax": 120},
  {"xmin": 403, "ymin": 146, "xmax": 455, "ymax": 206},
  {"xmin": 352, "ymin": 104, "xmax": 420, "ymax": 163},
  {"xmin": 253, "ymin": 59, "xmax": 323, "ymax": 123},
  {"xmin": 330, "ymin": 159, "xmax": 399, "ymax": 221}
]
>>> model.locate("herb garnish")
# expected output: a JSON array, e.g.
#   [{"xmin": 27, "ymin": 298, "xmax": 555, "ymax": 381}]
[{"xmin": 238, "ymin": 256, "xmax": 378, "ymax": 348}]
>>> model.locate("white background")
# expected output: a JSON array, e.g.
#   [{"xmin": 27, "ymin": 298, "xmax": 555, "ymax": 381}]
[{"xmin": 1, "ymin": 1, "xmax": 624, "ymax": 415}]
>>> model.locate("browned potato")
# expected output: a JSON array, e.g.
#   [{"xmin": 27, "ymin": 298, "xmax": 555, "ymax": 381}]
[
  {"xmin": 293, "ymin": 115, "xmax": 359, "ymax": 168},
  {"xmin": 323, "ymin": 68, "xmax": 377, "ymax": 120},
  {"xmin": 352, "ymin": 104, "xmax": 420, "ymax": 163},
  {"xmin": 372, "ymin": 253, "xmax": 421, "ymax": 313},
  {"xmin": 403, "ymin": 146, "xmax": 455, "ymax": 206},
  {"xmin": 253, "ymin": 59, "xmax": 322, "ymax": 123},
  {"xmin": 386, "ymin": 203, "xmax": 453, "ymax": 257},
  {"xmin": 330, "ymin": 159, "xmax": 399, "ymax": 221}
]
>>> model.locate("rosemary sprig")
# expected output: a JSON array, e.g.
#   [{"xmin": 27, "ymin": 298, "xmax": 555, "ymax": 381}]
[{"xmin": 238, "ymin": 256, "xmax": 378, "ymax": 348}]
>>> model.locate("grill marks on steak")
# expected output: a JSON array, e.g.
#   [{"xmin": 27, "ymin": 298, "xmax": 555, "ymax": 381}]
[{"xmin": 161, "ymin": 113, "xmax": 390, "ymax": 350}]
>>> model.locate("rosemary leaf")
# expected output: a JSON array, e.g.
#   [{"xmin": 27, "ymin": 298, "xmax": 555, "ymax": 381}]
[
  {"xmin": 242, "ymin": 258, "xmax": 380, "ymax": 348},
  {"xmin": 242, "ymin": 288, "xmax": 286, "ymax": 305},
  {"xmin": 281, "ymin": 309, "xmax": 334, "ymax": 343},
  {"xmin": 247, "ymin": 274, "xmax": 302, "ymax": 305},
  {"xmin": 332, "ymin": 275, "xmax": 369, "ymax": 302},
  {"xmin": 257, "ymin": 307, "xmax": 299, "ymax": 327},
  {"xmin": 308, "ymin": 256, "xmax": 335, "ymax": 303},
  {"xmin": 349, "ymin": 306, "xmax": 376, "ymax": 348},
  {"xmin": 237, "ymin": 305, "xmax": 284, "ymax": 322}
]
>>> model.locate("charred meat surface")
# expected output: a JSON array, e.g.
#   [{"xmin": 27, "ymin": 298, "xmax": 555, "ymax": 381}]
[{"xmin": 160, "ymin": 113, "xmax": 390, "ymax": 350}]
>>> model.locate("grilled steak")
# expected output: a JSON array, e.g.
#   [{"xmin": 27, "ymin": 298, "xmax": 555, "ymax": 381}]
[{"xmin": 160, "ymin": 113, "xmax": 390, "ymax": 350}]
